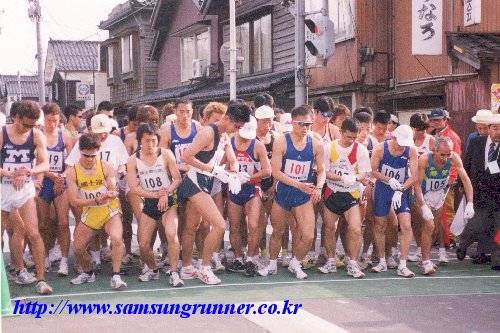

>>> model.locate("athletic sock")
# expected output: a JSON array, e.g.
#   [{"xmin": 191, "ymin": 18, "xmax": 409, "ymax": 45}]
[
  {"xmin": 399, "ymin": 259, "xmax": 407, "ymax": 268},
  {"xmin": 416, "ymin": 247, "xmax": 422, "ymax": 255},
  {"xmin": 269, "ymin": 259, "xmax": 277, "ymax": 270},
  {"xmin": 348, "ymin": 259, "xmax": 357, "ymax": 266},
  {"xmin": 246, "ymin": 256, "xmax": 253, "ymax": 262},
  {"xmin": 261, "ymin": 249, "xmax": 268, "ymax": 255},
  {"xmin": 379, "ymin": 257, "xmax": 387, "ymax": 265},
  {"xmin": 422, "ymin": 260, "xmax": 431, "ymax": 265},
  {"xmin": 281, "ymin": 249, "xmax": 288, "ymax": 255},
  {"xmin": 439, "ymin": 248, "xmax": 446, "ymax": 255},
  {"xmin": 290, "ymin": 257, "xmax": 300, "ymax": 267}
]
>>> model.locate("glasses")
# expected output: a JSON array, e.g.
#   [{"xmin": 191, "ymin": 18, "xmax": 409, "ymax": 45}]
[
  {"xmin": 22, "ymin": 122, "xmax": 36, "ymax": 129},
  {"xmin": 81, "ymin": 152, "xmax": 98, "ymax": 158},
  {"xmin": 320, "ymin": 112, "xmax": 333, "ymax": 118},
  {"xmin": 293, "ymin": 120, "xmax": 313, "ymax": 127}
]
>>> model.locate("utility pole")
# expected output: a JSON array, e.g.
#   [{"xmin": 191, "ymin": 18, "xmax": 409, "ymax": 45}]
[
  {"xmin": 229, "ymin": 0, "xmax": 237, "ymax": 100},
  {"xmin": 28, "ymin": 0, "xmax": 45, "ymax": 105},
  {"xmin": 294, "ymin": 0, "xmax": 306, "ymax": 106}
]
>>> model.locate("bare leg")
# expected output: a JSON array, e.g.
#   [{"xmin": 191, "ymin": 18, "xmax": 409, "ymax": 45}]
[
  {"xmin": 321, "ymin": 207, "xmax": 339, "ymax": 259},
  {"xmin": 162, "ymin": 208, "xmax": 180, "ymax": 271},
  {"xmin": 138, "ymin": 213, "xmax": 160, "ymax": 270},
  {"xmin": 104, "ymin": 215, "xmax": 124, "ymax": 274},
  {"xmin": 290, "ymin": 200, "xmax": 316, "ymax": 261},
  {"xmin": 18, "ymin": 199, "xmax": 46, "ymax": 280},
  {"xmin": 73, "ymin": 223, "xmax": 95, "ymax": 272}
]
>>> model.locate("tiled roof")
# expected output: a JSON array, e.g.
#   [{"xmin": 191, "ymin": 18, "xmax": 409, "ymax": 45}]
[
  {"xmin": 99, "ymin": 0, "xmax": 155, "ymax": 30},
  {"xmin": 185, "ymin": 70, "xmax": 295, "ymax": 101},
  {"xmin": 0, "ymin": 75, "xmax": 38, "ymax": 97},
  {"xmin": 5, "ymin": 81, "xmax": 39, "ymax": 98},
  {"xmin": 129, "ymin": 83, "xmax": 204, "ymax": 105},
  {"xmin": 49, "ymin": 40, "xmax": 100, "ymax": 71},
  {"xmin": 447, "ymin": 33, "xmax": 500, "ymax": 58}
]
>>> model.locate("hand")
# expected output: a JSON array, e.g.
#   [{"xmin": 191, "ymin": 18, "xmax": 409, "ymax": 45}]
[
  {"xmin": 237, "ymin": 171, "xmax": 251, "ymax": 184},
  {"xmin": 53, "ymin": 173, "xmax": 65, "ymax": 186},
  {"xmin": 157, "ymin": 195, "xmax": 169, "ymax": 212},
  {"xmin": 341, "ymin": 174, "xmax": 357, "ymax": 186},
  {"xmin": 311, "ymin": 187, "xmax": 322, "ymax": 204},
  {"xmin": 13, "ymin": 175, "xmax": 27, "ymax": 191},
  {"xmin": 14, "ymin": 167, "xmax": 30, "ymax": 178},
  {"xmin": 96, "ymin": 193, "xmax": 109, "ymax": 205},
  {"xmin": 227, "ymin": 172, "xmax": 241, "ymax": 195},
  {"xmin": 211, "ymin": 165, "xmax": 230, "ymax": 183},
  {"xmin": 157, "ymin": 188, "xmax": 170, "ymax": 197},
  {"xmin": 421, "ymin": 204, "xmax": 434, "ymax": 221},
  {"xmin": 296, "ymin": 182, "xmax": 315, "ymax": 195},
  {"xmin": 388, "ymin": 178, "xmax": 403, "ymax": 191},
  {"xmin": 118, "ymin": 170, "xmax": 127, "ymax": 180},
  {"xmin": 391, "ymin": 190, "xmax": 403, "ymax": 210},
  {"xmin": 464, "ymin": 202, "xmax": 475, "ymax": 219}
]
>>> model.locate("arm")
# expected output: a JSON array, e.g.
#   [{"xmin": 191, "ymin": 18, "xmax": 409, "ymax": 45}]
[
  {"xmin": 311, "ymin": 138, "xmax": 326, "ymax": 204},
  {"xmin": 428, "ymin": 136, "xmax": 436, "ymax": 152},
  {"xmin": 30, "ymin": 129, "xmax": 50, "ymax": 176},
  {"xmin": 66, "ymin": 166, "xmax": 97, "ymax": 208},
  {"xmin": 163, "ymin": 149, "xmax": 182, "ymax": 192},
  {"xmin": 180, "ymin": 126, "xmax": 215, "ymax": 173},
  {"xmin": 224, "ymin": 136, "xmax": 239, "ymax": 173},
  {"xmin": 324, "ymin": 142, "xmax": 341, "ymax": 181},
  {"xmin": 402, "ymin": 147, "xmax": 419, "ymax": 191},
  {"xmin": 159, "ymin": 123, "xmax": 171, "ymax": 149},
  {"xmin": 124, "ymin": 133, "xmax": 138, "ymax": 156},
  {"xmin": 370, "ymin": 144, "xmax": 385, "ymax": 182},
  {"xmin": 127, "ymin": 156, "xmax": 157, "ymax": 199},
  {"xmin": 414, "ymin": 154, "xmax": 428, "ymax": 207},
  {"xmin": 452, "ymin": 153, "xmax": 473, "ymax": 204},
  {"xmin": 250, "ymin": 140, "xmax": 271, "ymax": 181}
]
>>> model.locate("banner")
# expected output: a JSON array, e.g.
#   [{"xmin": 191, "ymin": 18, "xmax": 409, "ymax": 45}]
[
  {"xmin": 412, "ymin": 0, "xmax": 443, "ymax": 55},
  {"xmin": 492, "ymin": 84, "xmax": 500, "ymax": 114},
  {"xmin": 464, "ymin": 0, "xmax": 481, "ymax": 27},
  {"xmin": 76, "ymin": 82, "xmax": 91, "ymax": 101}
]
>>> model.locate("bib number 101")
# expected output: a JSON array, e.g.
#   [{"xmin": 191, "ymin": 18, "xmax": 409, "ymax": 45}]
[{"xmin": 289, "ymin": 162, "xmax": 306, "ymax": 175}]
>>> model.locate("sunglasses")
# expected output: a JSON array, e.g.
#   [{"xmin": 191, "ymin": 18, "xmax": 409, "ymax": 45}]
[
  {"xmin": 293, "ymin": 120, "xmax": 313, "ymax": 127},
  {"xmin": 81, "ymin": 152, "xmax": 98, "ymax": 158},
  {"xmin": 22, "ymin": 123, "xmax": 36, "ymax": 129},
  {"xmin": 320, "ymin": 112, "xmax": 333, "ymax": 118}
]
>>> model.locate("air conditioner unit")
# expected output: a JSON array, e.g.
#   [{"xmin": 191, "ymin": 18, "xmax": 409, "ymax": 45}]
[{"xmin": 192, "ymin": 59, "xmax": 208, "ymax": 78}]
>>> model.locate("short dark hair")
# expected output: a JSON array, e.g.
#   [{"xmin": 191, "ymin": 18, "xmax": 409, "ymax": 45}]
[
  {"xmin": 254, "ymin": 94, "xmax": 266, "ymax": 108},
  {"xmin": 353, "ymin": 106, "xmax": 374, "ymax": 117},
  {"xmin": 136, "ymin": 123, "xmax": 160, "ymax": 144},
  {"xmin": 263, "ymin": 93, "xmax": 274, "ymax": 107},
  {"xmin": 226, "ymin": 100, "xmax": 251, "ymax": 123},
  {"xmin": 10, "ymin": 101, "xmax": 21, "ymax": 117},
  {"xmin": 42, "ymin": 102, "xmax": 61, "ymax": 116},
  {"xmin": 332, "ymin": 103, "xmax": 350, "ymax": 121},
  {"xmin": 314, "ymin": 96, "xmax": 332, "ymax": 114},
  {"xmin": 373, "ymin": 110, "xmax": 390, "ymax": 124},
  {"xmin": 354, "ymin": 111, "xmax": 372, "ymax": 124},
  {"xmin": 174, "ymin": 99, "xmax": 192, "ymax": 108},
  {"xmin": 63, "ymin": 104, "xmax": 82, "ymax": 119},
  {"xmin": 17, "ymin": 100, "xmax": 41, "ymax": 120},
  {"xmin": 127, "ymin": 106, "xmax": 138, "ymax": 121},
  {"xmin": 273, "ymin": 107, "xmax": 285, "ymax": 115},
  {"xmin": 409, "ymin": 113, "xmax": 430, "ymax": 130},
  {"xmin": 341, "ymin": 118, "xmax": 360, "ymax": 133},
  {"xmin": 291, "ymin": 104, "xmax": 313, "ymax": 119},
  {"xmin": 97, "ymin": 101, "xmax": 113, "ymax": 112},
  {"xmin": 79, "ymin": 132, "xmax": 101, "ymax": 151},
  {"xmin": 86, "ymin": 111, "xmax": 95, "ymax": 129}
]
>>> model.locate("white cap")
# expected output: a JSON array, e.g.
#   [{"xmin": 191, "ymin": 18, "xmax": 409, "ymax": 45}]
[
  {"xmin": 472, "ymin": 109, "xmax": 492, "ymax": 124},
  {"xmin": 392, "ymin": 124, "xmax": 414, "ymax": 147},
  {"xmin": 390, "ymin": 114, "xmax": 399, "ymax": 124},
  {"xmin": 239, "ymin": 116, "xmax": 257, "ymax": 139},
  {"xmin": 91, "ymin": 114, "xmax": 112, "ymax": 134},
  {"xmin": 280, "ymin": 113, "xmax": 292, "ymax": 133},
  {"xmin": 36, "ymin": 111, "xmax": 44, "ymax": 126},
  {"xmin": 0, "ymin": 112, "xmax": 6, "ymax": 126},
  {"xmin": 486, "ymin": 113, "xmax": 500, "ymax": 125},
  {"xmin": 254, "ymin": 105, "xmax": 275, "ymax": 119}
]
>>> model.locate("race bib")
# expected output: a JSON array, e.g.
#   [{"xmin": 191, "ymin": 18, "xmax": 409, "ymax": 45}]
[
  {"xmin": 380, "ymin": 164, "xmax": 406, "ymax": 184},
  {"xmin": 141, "ymin": 176, "xmax": 166, "ymax": 192},
  {"xmin": 284, "ymin": 159, "xmax": 311, "ymax": 182},
  {"xmin": 425, "ymin": 177, "xmax": 448, "ymax": 192},
  {"xmin": 48, "ymin": 151, "xmax": 64, "ymax": 172},
  {"xmin": 174, "ymin": 143, "xmax": 190, "ymax": 164},
  {"xmin": 238, "ymin": 159, "xmax": 255, "ymax": 176}
]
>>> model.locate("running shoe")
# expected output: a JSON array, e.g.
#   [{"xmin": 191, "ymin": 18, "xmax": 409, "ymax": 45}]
[
  {"xmin": 407, "ymin": 251, "xmax": 421, "ymax": 262},
  {"xmin": 15, "ymin": 268, "xmax": 37, "ymax": 285},
  {"xmin": 288, "ymin": 262, "xmax": 307, "ymax": 279},
  {"xmin": 387, "ymin": 255, "xmax": 399, "ymax": 269},
  {"xmin": 371, "ymin": 262, "xmax": 388, "ymax": 273},
  {"xmin": 301, "ymin": 252, "xmax": 317, "ymax": 270},
  {"xmin": 169, "ymin": 272, "xmax": 184, "ymax": 287},
  {"xmin": 180, "ymin": 265, "xmax": 200, "ymax": 280},
  {"xmin": 70, "ymin": 272, "xmax": 96, "ymax": 285},
  {"xmin": 226, "ymin": 259, "xmax": 246, "ymax": 273},
  {"xmin": 101, "ymin": 247, "xmax": 112, "ymax": 262},
  {"xmin": 49, "ymin": 244, "xmax": 62, "ymax": 263},
  {"xmin": 211, "ymin": 256, "xmax": 225, "ymax": 272},
  {"xmin": 317, "ymin": 259, "xmax": 337, "ymax": 274},
  {"xmin": 24, "ymin": 253, "xmax": 35, "ymax": 269},
  {"xmin": 245, "ymin": 261, "xmax": 258, "ymax": 277},
  {"xmin": 439, "ymin": 252, "xmax": 449, "ymax": 264},
  {"xmin": 36, "ymin": 281, "xmax": 53, "ymax": 295},
  {"xmin": 258, "ymin": 265, "xmax": 278, "ymax": 277},
  {"xmin": 111, "ymin": 275, "xmax": 127, "ymax": 289},
  {"xmin": 422, "ymin": 261, "xmax": 436, "ymax": 275},
  {"xmin": 347, "ymin": 262, "xmax": 365, "ymax": 279},
  {"xmin": 45, "ymin": 257, "xmax": 52, "ymax": 272},
  {"xmin": 139, "ymin": 269, "xmax": 160, "ymax": 282},
  {"xmin": 259, "ymin": 253, "xmax": 270, "ymax": 266},
  {"xmin": 197, "ymin": 267, "xmax": 221, "ymax": 285},
  {"xmin": 58, "ymin": 258, "xmax": 69, "ymax": 276},
  {"xmin": 397, "ymin": 266, "xmax": 415, "ymax": 278},
  {"xmin": 122, "ymin": 254, "xmax": 134, "ymax": 266},
  {"xmin": 281, "ymin": 253, "xmax": 292, "ymax": 267}
]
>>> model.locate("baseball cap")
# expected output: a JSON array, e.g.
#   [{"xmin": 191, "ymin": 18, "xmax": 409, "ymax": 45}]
[
  {"xmin": 91, "ymin": 114, "xmax": 112, "ymax": 134},
  {"xmin": 472, "ymin": 109, "xmax": 492, "ymax": 124},
  {"xmin": 429, "ymin": 108, "xmax": 447, "ymax": 120},
  {"xmin": 280, "ymin": 113, "xmax": 292, "ymax": 133},
  {"xmin": 392, "ymin": 125, "xmax": 414, "ymax": 147},
  {"xmin": 254, "ymin": 105, "xmax": 275, "ymax": 119},
  {"xmin": 239, "ymin": 116, "xmax": 257, "ymax": 139},
  {"xmin": 390, "ymin": 114, "xmax": 399, "ymax": 124},
  {"xmin": 487, "ymin": 113, "xmax": 500, "ymax": 125}
]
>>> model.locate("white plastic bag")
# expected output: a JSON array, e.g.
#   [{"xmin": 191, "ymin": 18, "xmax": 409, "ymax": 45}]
[{"xmin": 450, "ymin": 197, "xmax": 468, "ymax": 236}]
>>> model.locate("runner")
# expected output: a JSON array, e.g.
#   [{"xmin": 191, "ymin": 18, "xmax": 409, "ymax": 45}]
[
  {"xmin": 258, "ymin": 104, "xmax": 325, "ymax": 279},
  {"xmin": 370, "ymin": 125, "xmax": 419, "ymax": 277},
  {"xmin": 0, "ymin": 100, "xmax": 52, "ymax": 294},
  {"xmin": 66, "ymin": 132, "xmax": 127, "ymax": 289},
  {"xmin": 127, "ymin": 123, "xmax": 184, "ymax": 286},
  {"xmin": 414, "ymin": 137, "xmax": 474, "ymax": 274}
]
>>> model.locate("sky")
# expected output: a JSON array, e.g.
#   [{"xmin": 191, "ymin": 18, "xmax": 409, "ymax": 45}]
[{"xmin": 0, "ymin": 0, "xmax": 123, "ymax": 75}]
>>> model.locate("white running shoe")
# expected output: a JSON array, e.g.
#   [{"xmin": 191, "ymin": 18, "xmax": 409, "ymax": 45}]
[
  {"xmin": 180, "ymin": 265, "xmax": 200, "ymax": 280},
  {"xmin": 24, "ymin": 253, "xmax": 35, "ymax": 269},
  {"xmin": 36, "ymin": 280, "xmax": 53, "ymax": 295},
  {"xmin": 138, "ymin": 269, "xmax": 160, "ymax": 282},
  {"xmin": 288, "ymin": 262, "xmax": 307, "ymax": 279},
  {"xmin": 439, "ymin": 252, "xmax": 449, "ymax": 264},
  {"xmin": 259, "ymin": 253, "xmax": 270, "ymax": 266},
  {"xmin": 169, "ymin": 272, "xmax": 184, "ymax": 287},
  {"xmin": 397, "ymin": 266, "xmax": 415, "ymax": 278},
  {"xmin": 387, "ymin": 256, "xmax": 399, "ymax": 269},
  {"xmin": 347, "ymin": 262, "xmax": 365, "ymax": 279},
  {"xmin": 122, "ymin": 254, "xmax": 134, "ymax": 266},
  {"xmin": 49, "ymin": 245, "xmax": 62, "ymax": 263},
  {"xmin": 45, "ymin": 257, "xmax": 52, "ymax": 272},
  {"xmin": 317, "ymin": 259, "xmax": 337, "ymax": 274},
  {"xmin": 422, "ymin": 261, "xmax": 436, "ymax": 275},
  {"xmin": 281, "ymin": 253, "xmax": 292, "ymax": 267},
  {"xmin": 224, "ymin": 249, "xmax": 235, "ymax": 264},
  {"xmin": 58, "ymin": 258, "xmax": 69, "ymax": 276},
  {"xmin": 111, "ymin": 275, "xmax": 127, "ymax": 289},
  {"xmin": 101, "ymin": 247, "xmax": 112, "ymax": 262},
  {"xmin": 407, "ymin": 252, "xmax": 421, "ymax": 262},
  {"xmin": 258, "ymin": 265, "xmax": 278, "ymax": 277},
  {"xmin": 197, "ymin": 267, "xmax": 221, "ymax": 285},
  {"xmin": 211, "ymin": 256, "xmax": 225, "ymax": 272},
  {"xmin": 371, "ymin": 262, "xmax": 388, "ymax": 273},
  {"xmin": 15, "ymin": 268, "xmax": 37, "ymax": 285},
  {"xmin": 71, "ymin": 272, "xmax": 96, "ymax": 285}
]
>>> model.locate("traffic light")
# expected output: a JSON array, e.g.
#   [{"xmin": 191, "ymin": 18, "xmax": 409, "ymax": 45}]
[{"xmin": 304, "ymin": 13, "xmax": 335, "ymax": 65}]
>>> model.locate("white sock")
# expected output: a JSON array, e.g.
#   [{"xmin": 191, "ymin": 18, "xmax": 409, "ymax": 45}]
[
  {"xmin": 212, "ymin": 252, "xmax": 219, "ymax": 260},
  {"xmin": 416, "ymin": 247, "xmax": 422, "ymax": 255},
  {"xmin": 399, "ymin": 259, "xmax": 407, "ymax": 268},
  {"xmin": 60, "ymin": 257, "xmax": 68, "ymax": 263},
  {"xmin": 379, "ymin": 257, "xmax": 387, "ymax": 265},
  {"xmin": 423, "ymin": 259, "xmax": 431, "ymax": 265},
  {"xmin": 348, "ymin": 259, "xmax": 357, "ymax": 266},
  {"xmin": 319, "ymin": 247, "xmax": 326, "ymax": 255},
  {"xmin": 202, "ymin": 265, "xmax": 211, "ymax": 271},
  {"xmin": 439, "ymin": 247, "xmax": 446, "ymax": 254},
  {"xmin": 197, "ymin": 258, "xmax": 203, "ymax": 266},
  {"xmin": 247, "ymin": 256, "xmax": 253, "ymax": 262},
  {"xmin": 269, "ymin": 259, "xmax": 277, "ymax": 270},
  {"xmin": 91, "ymin": 251, "xmax": 101, "ymax": 264}
]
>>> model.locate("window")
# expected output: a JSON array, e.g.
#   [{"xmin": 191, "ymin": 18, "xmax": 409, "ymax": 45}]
[
  {"xmin": 306, "ymin": 0, "xmax": 355, "ymax": 42},
  {"xmin": 235, "ymin": 14, "xmax": 272, "ymax": 75},
  {"xmin": 107, "ymin": 45, "xmax": 114, "ymax": 78},
  {"xmin": 121, "ymin": 35, "xmax": 133, "ymax": 73},
  {"xmin": 181, "ymin": 30, "xmax": 210, "ymax": 81}
]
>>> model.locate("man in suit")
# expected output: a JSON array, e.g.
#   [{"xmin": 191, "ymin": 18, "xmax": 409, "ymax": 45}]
[{"xmin": 456, "ymin": 114, "xmax": 500, "ymax": 271}]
